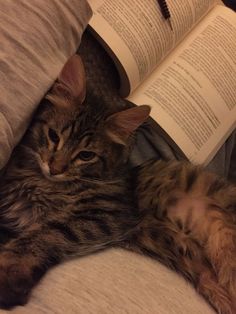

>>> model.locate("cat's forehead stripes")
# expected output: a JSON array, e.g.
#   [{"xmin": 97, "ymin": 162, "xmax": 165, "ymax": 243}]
[
  {"xmin": 71, "ymin": 133, "xmax": 95, "ymax": 160},
  {"xmin": 77, "ymin": 132, "xmax": 95, "ymax": 147},
  {"xmin": 61, "ymin": 123, "xmax": 73, "ymax": 134}
]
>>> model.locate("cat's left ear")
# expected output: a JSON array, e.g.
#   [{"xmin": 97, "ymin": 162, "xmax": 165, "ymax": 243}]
[
  {"xmin": 105, "ymin": 105, "xmax": 151, "ymax": 145},
  {"xmin": 51, "ymin": 54, "xmax": 86, "ymax": 105}
]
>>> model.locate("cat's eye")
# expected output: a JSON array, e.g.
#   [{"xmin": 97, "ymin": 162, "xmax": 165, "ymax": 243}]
[
  {"xmin": 77, "ymin": 151, "xmax": 96, "ymax": 161},
  {"xmin": 48, "ymin": 128, "xmax": 60, "ymax": 144}
]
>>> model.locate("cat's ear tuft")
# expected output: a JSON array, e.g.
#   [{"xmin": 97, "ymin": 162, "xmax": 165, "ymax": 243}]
[
  {"xmin": 51, "ymin": 55, "xmax": 86, "ymax": 105},
  {"xmin": 105, "ymin": 105, "xmax": 151, "ymax": 145}
]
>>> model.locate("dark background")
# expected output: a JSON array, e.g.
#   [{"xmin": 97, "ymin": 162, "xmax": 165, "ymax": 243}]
[{"xmin": 223, "ymin": 0, "xmax": 236, "ymax": 10}]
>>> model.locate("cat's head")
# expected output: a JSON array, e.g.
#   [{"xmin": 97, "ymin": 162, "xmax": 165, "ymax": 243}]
[{"xmin": 25, "ymin": 55, "xmax": 150, "ymax": 182}]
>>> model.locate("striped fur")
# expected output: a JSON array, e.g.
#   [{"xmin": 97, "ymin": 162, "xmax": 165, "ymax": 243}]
[
  {"xmin": 0, "ymin": 99, "xmax": 151, "ymax": 308},
  {"xmin": 126, "ymin": 159, "xmax": 236, "ymax": 314},
  {"xmin": 0, "ymin": 56, "xmax": 150, "ymax": 308},
  {"xmin": 0, "ymin": 55, "xmax": 235, "ymax": 314}
]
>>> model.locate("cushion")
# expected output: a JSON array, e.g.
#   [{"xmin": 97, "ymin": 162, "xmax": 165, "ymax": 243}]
[
  {"xmin": 0, "ymin": 0, "xmax": 92, "ymax": 169},
  {"xmin": 0, "ymin": 249, "xmax": 215, "ymax": 314}
]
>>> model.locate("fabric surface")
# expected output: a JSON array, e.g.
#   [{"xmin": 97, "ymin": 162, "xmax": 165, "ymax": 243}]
[
  {"xmin": 0, "ymin": 0, "xmax": 92, "ymax": 169},
  {"xmin": 0, "ymin": 249, "xmax": 215, "ymax": 314}
]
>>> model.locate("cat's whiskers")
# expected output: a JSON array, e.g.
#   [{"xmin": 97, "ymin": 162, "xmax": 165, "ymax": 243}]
[{"xmin": 77, "ymin": 177, "xmax": 123, "ymax": 185}]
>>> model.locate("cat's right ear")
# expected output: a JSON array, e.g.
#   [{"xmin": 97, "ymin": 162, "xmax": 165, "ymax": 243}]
[
  {"xmin": 105, "ymin": 105, "xmax": 151, "ymax": 145},
  {"xmin": 50, "ymin": 55, "xmax": 86, "ymax": 105}
]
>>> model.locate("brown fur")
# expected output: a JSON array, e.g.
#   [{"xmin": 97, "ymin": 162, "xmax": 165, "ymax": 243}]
[
  {"xmin": 126, "ymin": 159, "xmax": 236, "ymax": 313},
  {"xmin": 0, "ymin": 55, "xmax": 235, "ymax": 314},
  {"xmin": 0, "ymin": 55, "xmax": 150, "ymax": 308}
]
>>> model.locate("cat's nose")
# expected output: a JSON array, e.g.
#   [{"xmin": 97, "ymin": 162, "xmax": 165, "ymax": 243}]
[{"xmin": 49, "ymin": 162, "xmax": 67, "ymax": 176}]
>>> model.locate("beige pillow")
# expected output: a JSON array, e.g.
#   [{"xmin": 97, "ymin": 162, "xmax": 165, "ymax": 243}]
[
  {"xmin": 0, "ymin": 0, "xmax": 92, "ymax": 169},
  {"xmin": 0, "ymin": 249, "xmax": 214, "ymax": 314}
]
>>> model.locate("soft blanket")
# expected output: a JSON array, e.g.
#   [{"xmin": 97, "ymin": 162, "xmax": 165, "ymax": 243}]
[{"xmin": 0, "ymin": 0, "xmax": 92, "ymax": 169}]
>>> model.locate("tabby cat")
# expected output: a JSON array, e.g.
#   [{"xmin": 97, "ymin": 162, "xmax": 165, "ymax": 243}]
[
  {"xmin": 0, "ymin": 55, "xmax": 149, "ymax": 308},
  {"xmin": 0, "ymin": 55, "xmax": 235, "ymax": 314},
  {"xmin": 128, "ymin": 159, "xmax": 236, "ymax": 314}
]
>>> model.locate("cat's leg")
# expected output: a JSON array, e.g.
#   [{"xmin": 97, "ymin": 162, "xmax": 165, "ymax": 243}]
[
  {"xmin": 204, "ymin": 178, "xmax": 236, "ymax": 302},
  {"xmin": 0, "ymin": 226, "xmax": 58, "ymax": 308},
  {"xmin": 172, "ymin": 207, "xmax": 236, "ymax": 312},
  {"xmin": 174, "ymin": 246, "xmax": 234, "ymax": 314},
  {"xmin": 204, "ymin": 208, "xmax": 236, "ymax": 303},
  {"xmin": 0, "ymin": 212, "xmax": 126, "ymax": 309},
  {"xmin": 197, "ymin": 266, "xmax": 236, "ymax": 314},
  {"xmin": 0, "ymin": 249, "xmax": 39, "ymax": 307},
  {"xmin": 127, "ymin": 217, "xmax": 234, "ymax": 314},
  {"xmin": 0, "ymin": 223, "xmax": 80, "ymax": 308},
  {"xmin": 161, "ymin": 179, "xmax": 236, "ymax": 311},
  {"xmin": 170, "ymin": 222, "xmax": 235, "ymax": 314},
  {"xmin": 134, "ymin": 160, "xmax": 236, "ymax": 312}
]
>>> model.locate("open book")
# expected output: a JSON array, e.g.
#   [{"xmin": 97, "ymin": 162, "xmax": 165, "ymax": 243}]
[{"xmin": 87, "ymin": 0, "xmax": 236, "ymax": 165}]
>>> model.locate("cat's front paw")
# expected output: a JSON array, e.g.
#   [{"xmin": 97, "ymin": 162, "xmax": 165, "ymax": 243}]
[{"xmin": 0, "ymin": 261, "xmax": 33, "ymax": 309}]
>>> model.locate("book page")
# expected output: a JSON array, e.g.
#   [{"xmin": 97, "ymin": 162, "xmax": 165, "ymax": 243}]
[
  {"xmin": 88, "ymin": 0, "xmax": 216, "ymax": 96},
  {"xmin": 128, "ymin": 5, "xmax": 236, "ymax": 165}
]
